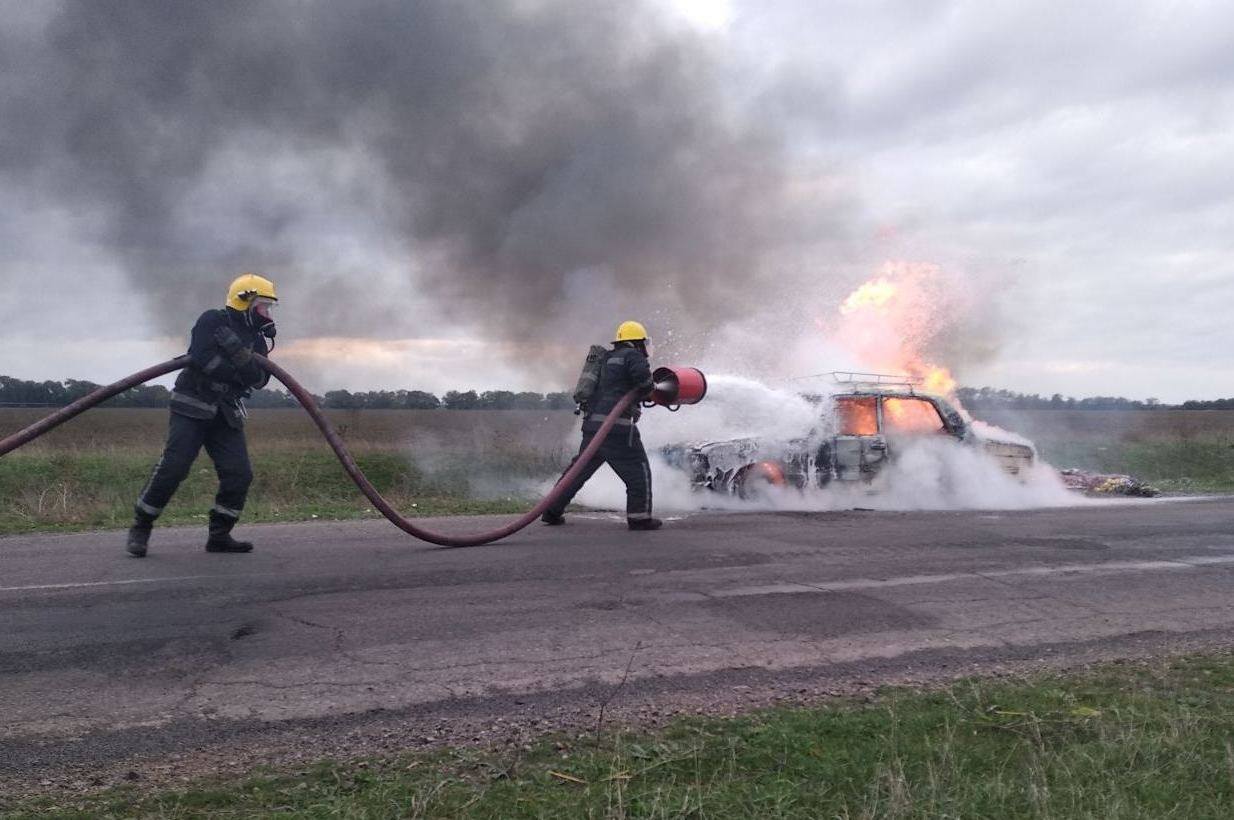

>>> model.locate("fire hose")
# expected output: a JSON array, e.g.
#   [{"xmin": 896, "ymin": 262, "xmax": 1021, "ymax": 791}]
[{"xmin": 0, "ymin": 355, "xmax": 707, "ymax": 548}]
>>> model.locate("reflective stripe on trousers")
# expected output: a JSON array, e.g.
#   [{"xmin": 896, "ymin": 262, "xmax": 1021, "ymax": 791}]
[{"xmin": 137, "ymin": 412, "xmax": 254, "ymax": 520}]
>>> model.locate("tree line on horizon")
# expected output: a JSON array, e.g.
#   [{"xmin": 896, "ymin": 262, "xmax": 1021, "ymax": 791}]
[
  {"xmin": 2, "ymin": 374, "xmax": 1231, "ymax": 411},
  {"xmin": 955, "ymin": 387, "xmax": 1169, "ymax": 412},
  {"xmin": 0, "ymin": 375, "xmax": 574, "ymax": 411}
]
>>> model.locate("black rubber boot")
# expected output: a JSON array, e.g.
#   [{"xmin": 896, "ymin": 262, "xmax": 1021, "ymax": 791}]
[
  {"xmin": 628, "ymin": 517, "xmax": 663, "ymax": 531},
  {"xmin": 540, "ymin": 511, "xmax": 566, "ymax": 526},
  {"xmin": 205, "ymin": 511, "xmax": 253, "ymax": 553},
  {"xmin": 126, "ymin": 509, "xmax": 155, "ymax": 558}
]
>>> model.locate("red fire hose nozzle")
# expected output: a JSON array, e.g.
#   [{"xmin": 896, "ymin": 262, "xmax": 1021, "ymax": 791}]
[{"xmin": 646, "ymin": 366, "xmax": 708, "ymax": 411}]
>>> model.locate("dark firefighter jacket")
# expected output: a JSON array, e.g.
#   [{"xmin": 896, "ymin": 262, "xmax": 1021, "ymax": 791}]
[
  {"xmin": 170, "ymin": 308, "xmax": 270, "ymax": 429},
  {"xmin": 583, "ymin": 343, "xmax": 654, "ymax": 430}
]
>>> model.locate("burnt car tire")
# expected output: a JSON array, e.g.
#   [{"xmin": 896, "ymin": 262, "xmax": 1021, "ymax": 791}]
[{"xmin": 736, "ymin": 461, "xmax": 788, "ymax": 501}]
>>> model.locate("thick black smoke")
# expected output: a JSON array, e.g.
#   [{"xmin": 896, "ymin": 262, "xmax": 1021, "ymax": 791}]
[{"xmin": 1, "ymin": 0, "xmax": 846, "ymax": 348}]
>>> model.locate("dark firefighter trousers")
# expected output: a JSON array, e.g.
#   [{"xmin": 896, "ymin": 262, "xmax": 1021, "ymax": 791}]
[
  {"xmin": 135, "ymin": 412, "xmax": 253, "ymax": 521},
  {"xmin": 546, "ymin": 423, "xmax": 653, "ymax": 521}
]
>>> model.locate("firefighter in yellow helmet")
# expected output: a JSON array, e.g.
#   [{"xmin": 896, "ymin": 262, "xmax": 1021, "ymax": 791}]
[
  {"xmin": 542, "ymin": 320, "xmax": 662, "ymax": 530},
  {"xmin": 126, "ymin": 274, "xmax": 279, "ymax": 557}
]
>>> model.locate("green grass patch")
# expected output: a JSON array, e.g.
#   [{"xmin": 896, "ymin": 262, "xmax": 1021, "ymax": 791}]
[
  {"xmin": 9, "ymin": 654, "xmax": 1234, "ymax": 818},
  {"xmin": 0, "ymin": 447, "xmax": 559, "ymax": 535},
  {"xmin": 1038, "ymin": 438, "xmax": 1234, "ymax": 492},
  {"xmin": 6, "ymin": 409, "xmax": 1234, "ymax": 535}
]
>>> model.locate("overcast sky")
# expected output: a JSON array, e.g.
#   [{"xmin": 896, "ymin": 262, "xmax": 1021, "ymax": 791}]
[{"xmin": 1, "ymin": 0, "xmax": 1231, "ymax": 402}]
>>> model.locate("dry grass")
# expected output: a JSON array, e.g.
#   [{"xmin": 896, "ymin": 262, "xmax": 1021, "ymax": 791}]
[
  {"xmin": 0, "ymin": 407, "xmax": 578, "ymax": 454},
  {"xmin": 11, "ymin": 406, "xmax": 1231, "ymax": 458},
  {"xmin": 3, "ymin": 407, "xmax": 1232, "ymax": 535},
  {"xmin": 978, "ymin": 408, "xmax": 1234, "ymax": 443},
  {"xmin": 0, "ymin": 408, "xmax": 579, "ymax": 534}
]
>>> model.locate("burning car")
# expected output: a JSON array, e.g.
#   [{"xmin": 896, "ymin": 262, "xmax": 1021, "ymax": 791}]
[{"xmin": 663, "ymin": 373, "xmax": 1036, "ymax": 499}]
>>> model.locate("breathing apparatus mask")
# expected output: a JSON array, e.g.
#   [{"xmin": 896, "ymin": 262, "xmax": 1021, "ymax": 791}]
[
  {"xmin": 622, "ymin": 338, "xmax": 653, "ymax": 358},
  {"xmin": 249, "ymin": 297, "xmax": 277, "ymax": 342}
]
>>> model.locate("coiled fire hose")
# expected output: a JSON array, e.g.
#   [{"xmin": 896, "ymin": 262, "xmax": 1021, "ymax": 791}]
[{"xmin": 0, "ymin": 354, "xmax": 640, "ymax": 548}]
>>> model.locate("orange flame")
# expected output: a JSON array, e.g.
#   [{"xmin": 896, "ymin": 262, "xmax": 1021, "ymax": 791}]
[
  {"xmin": 839, "ymin": 278, "xmax": 897, "ymax": 315},
  {"xmin": 883, "ymin": 396, "xmax": 949, "ymax": 433},
  {"xmin": 825, "ymin": 261, "xmax": 962, "ymax": 402},
  {"xmin": 921, "ymin": 366, "xmax": 956, "ymax": 396}
]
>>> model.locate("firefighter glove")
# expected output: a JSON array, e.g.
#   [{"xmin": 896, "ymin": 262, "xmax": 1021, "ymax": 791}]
[{"xmin": 213, "ymin": 326, "xmax": 252, "ymax": 365}]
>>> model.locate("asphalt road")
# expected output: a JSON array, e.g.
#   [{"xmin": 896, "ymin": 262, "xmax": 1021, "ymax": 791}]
[{"xmin": 5, "ymin": 497, "xmax": 1234, "ymax": 791}]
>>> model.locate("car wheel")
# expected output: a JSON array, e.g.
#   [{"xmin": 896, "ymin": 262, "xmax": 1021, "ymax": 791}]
[{"xmin": 736, "ymin": 461, "xmax": 787, "ymax": 501}]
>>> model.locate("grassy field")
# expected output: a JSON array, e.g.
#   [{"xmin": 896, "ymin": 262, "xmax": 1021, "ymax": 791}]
[
  {"xmin": 0, "ymin": 408, "xmax": 577, "ymax": 534},
  {"xmin": 7, "ymin": 652, "xmax": 1234, "ymax": 818},
  {"xmin": 979, "ymin": 408, "xmax": 1234, "ymax": 493},
  {"xmin": 2, "ymin": 407, "xmax": 1234, "ymax": 534}
]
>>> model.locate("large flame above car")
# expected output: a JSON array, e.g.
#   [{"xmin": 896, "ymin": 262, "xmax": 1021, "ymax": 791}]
[{"xmin": 827, "ymin": 262, "xmax": 959, "ymax": 400}]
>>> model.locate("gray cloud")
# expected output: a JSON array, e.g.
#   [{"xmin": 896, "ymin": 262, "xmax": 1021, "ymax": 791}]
[
  {"xmin": 4, "ymin": 0, "xmax": 1232, "ymax": 401},
  {"xmin": 723, "ymin": 0, "xmax": 1234, "ymax": 400},
  {"xmin": 0, "ymin": 0, "xmax": 849, "ymax": 349}
]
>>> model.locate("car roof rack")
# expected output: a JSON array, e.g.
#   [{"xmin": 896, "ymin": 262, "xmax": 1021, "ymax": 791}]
[
  {"xmin": 824, "ymin": 371, "xmax": 922, "ymax": 393},
  {"xmin": 788, "ymin": 371, "xmax": 925, "ymax": 394}
]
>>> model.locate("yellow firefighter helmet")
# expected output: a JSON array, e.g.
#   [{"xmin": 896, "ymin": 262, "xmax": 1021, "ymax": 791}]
[
  {"xmin": 614, "ymin": 320, "xmax": 648, "ymax": 342},
  {"xmin": 225, "ymin": 273, "xmax": 278, "ymax": 311}
]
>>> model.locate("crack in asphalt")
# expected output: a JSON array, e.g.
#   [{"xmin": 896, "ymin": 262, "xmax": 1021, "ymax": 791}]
[
  {"xmin": 337, "ymin": 651, "xmax": 406, "ymax": 668},
  {"xmin": 268, "ymin": 609, "xmax": 413, "ymax": 669},
  {"xmin": 199, "ymin": 678, "xmax": 391, "ymax": 690}
]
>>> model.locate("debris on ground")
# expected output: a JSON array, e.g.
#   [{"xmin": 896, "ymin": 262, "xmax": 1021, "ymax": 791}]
[{"xmin": 1059, "ymin": 469, "xmax": 1160, "ymax": 497}]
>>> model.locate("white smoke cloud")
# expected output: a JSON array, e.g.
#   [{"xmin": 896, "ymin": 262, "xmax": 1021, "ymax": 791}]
[{"xmin": 567, "ymin": 370, "xmax": 1082, "ymax": 514}]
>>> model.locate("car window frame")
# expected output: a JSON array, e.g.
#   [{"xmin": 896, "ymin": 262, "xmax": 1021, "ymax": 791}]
[
  {"xmin": 832, "ymin": 394, "xmax": 880, "ymax": 436},
  {"xmin": 879, "ymin": 394, "xmax": 956, "ymax": 437}
]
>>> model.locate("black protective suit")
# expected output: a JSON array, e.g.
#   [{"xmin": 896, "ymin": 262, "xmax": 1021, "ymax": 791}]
[
  {"xmin": 135, "ymin": 308, "xmax": 270, "ymax": 524},
  {"xmin": 546, "ymin": 343, "xmax": 656, "ymax": 522}
]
